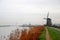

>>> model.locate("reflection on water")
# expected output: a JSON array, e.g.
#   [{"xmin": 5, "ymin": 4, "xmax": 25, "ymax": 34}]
[{"xmin": 0, "ymin": 26, "xmax": 29, "ymax": 40}]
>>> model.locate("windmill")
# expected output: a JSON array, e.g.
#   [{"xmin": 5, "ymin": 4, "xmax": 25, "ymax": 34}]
[{"xmin": 44, "ymin": 12, "xmax": 52, "ymax": 26}]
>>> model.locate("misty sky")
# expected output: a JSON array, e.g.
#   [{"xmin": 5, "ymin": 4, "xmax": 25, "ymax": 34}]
[{"xmin": 0, "ymin": 0, "xmax": 60, "ymax": 25}]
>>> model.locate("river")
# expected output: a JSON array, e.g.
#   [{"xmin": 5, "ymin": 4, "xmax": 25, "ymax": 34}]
[{"xmin": 0, "ymin": 26, "xmax": 29, "ymax": 40}]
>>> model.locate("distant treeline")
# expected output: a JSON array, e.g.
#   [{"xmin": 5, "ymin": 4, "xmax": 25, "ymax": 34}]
[
  {"xmin": 0, "ymin": 25, "xmax": 11, "ymax": 27},
  {"xmin": 52, "ymin": 25, "xmax": 60, "ymax": 28}
]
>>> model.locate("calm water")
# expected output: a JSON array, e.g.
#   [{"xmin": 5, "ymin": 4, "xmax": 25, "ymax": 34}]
[{"xmin": 0, "ymin": 26, "xmax": 29, "ymax": 40}]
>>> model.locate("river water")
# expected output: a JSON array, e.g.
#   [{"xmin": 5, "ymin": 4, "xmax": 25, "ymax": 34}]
[{"xmin": 0, "ymin": 26, "xmax": 29, "ymax": 40}]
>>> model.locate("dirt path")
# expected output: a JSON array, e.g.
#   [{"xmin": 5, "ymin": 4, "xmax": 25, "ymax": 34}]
[{"xmin": 45, "ymin": 27, "xmax": 52, "ymax": 40}]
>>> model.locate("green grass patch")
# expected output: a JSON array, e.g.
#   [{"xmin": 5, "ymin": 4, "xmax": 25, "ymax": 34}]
[
  {"xmin": 47, "ymin": 27, "xmax": 60, "ymax": 40},
  {"xmin": 38, "ymin": 28, "xmax": 46, "ymax": 40}
]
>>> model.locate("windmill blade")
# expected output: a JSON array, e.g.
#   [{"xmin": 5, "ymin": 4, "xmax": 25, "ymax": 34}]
[
  {"xmin": 43, "ymin": 18, "xmax": 47, "ymax": 19},
  {"xmin": 47, "ymin": 12, "xmax": 49, "ymax": 18}
]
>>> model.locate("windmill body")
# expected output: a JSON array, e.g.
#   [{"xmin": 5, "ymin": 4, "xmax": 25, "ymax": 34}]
[{"xmin": 47, "ymin": 18, "xmax": 52, "ymax": 26}]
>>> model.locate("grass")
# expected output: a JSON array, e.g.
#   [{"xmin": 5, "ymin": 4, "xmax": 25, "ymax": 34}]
[
  {"xmin": 38, "ymin": 28, "xmax": 46, "ymax": 40},
  {"xmin": 47, "ymin": 27, "xmax": 60, "ymax": 40}
]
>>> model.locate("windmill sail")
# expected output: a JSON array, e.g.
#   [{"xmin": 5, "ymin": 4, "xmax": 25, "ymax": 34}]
[{"xmin": 47, "ymin": 12, "xmax": 49, "ymax": 18}]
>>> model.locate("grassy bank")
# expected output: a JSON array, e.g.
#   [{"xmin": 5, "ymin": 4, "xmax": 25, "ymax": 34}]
[
  {"xmin": 47, "ymin": 27, "xmax": 60, "ymax": 40},
  {"xmin": 38, "ymin": 28, "xmax": 46, "ymax": 40}
]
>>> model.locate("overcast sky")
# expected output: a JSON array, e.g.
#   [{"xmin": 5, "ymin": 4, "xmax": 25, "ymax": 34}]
[{"xmin": 0, "ymin": 0, "xmax": 60, "ymax": 25}]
